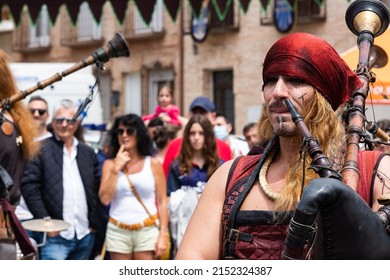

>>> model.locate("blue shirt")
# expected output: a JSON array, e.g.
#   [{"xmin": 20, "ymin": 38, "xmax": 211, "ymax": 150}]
[{"xmin": 167, "ymin": 159, "xmax": 223, "ymax": 195}]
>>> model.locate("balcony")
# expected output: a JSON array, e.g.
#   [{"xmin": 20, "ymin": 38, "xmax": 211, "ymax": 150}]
[
  {"xmin": 60, "ymin": 2, "xmax": 103, "ymax": 47},
  {"xmin": 121, "ymin": 0, "xmax": 165, "ymax": 41},
  {"xmin": 12, "ymin": 6, "xmax": 51, "ymax": 53},
  {"xmin": 183, "ymin": 0, "xmax": 240, "ymax": 36}
]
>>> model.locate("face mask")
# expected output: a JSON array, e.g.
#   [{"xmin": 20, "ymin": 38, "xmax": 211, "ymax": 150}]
[
  {"xmin": 214, "ymin": 125, "xmax": 229, "ymax": 140},
  {"xmin": 152, "ymin": 141, "xmax": 157, "ymax": 150}
]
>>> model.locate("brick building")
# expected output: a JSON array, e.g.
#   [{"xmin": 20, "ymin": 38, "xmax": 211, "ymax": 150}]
[{"xmin": 0, "ymin": 0, "xmax": 362, "ymax": 133}]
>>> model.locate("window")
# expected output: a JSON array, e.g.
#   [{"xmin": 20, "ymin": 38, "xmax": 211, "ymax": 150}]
[
  {"xmin": 213, "ymin": 70, "xmax": 235, "ymax": 132},
  {"xmin": 148, "ymin": 69, "xmax": 174, "ymax": 114},
  {"xmin": 122, "ymin": 0, "xmax": 164, "ymax": 38},
  {"xmin": 261, "ymin": 0, "xmax": 326, "ymax": 25},
  {"xmin": 77, "ymin": 2, "xmax": 102, "ymax": 41},
  {"xmin": 134, "ymin": 0, "xmax": 163, "ymax": 34},
  {"xmin": 209, "ymin": 0, "xmax": 236, "ymax": 30},
  {"xmin": 60, "ymin": 3, "xmax": 102, "ymax": 46},
  {"xmin": 183, "ymin": 0, "xmax": 239, "ymax": 35},
  {"xmin": 28, "ymin": 5, "xmax": 50, "ymax": 48}
]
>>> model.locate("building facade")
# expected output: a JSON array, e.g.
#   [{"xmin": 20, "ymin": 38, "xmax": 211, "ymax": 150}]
[{"xmin": 1, "ymin": 0, "xmax": 362, "ymax": 133}]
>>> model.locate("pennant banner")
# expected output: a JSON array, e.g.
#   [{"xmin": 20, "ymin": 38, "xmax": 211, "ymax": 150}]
[
  {"xmin": 260, "ymin": 0, "xmax": 271, "ymax": 12},
  {"xmin": 0, "ymin": 0, "xmax": 334, "ymax": 26},
  {"xmin": 134, "ymin": 0, "xmax": 157, "ymax": 25},
  {"xmin": 237, "ymin": 0, "xmax": 251, "ymax": 14},
  {"xmin": 212, "ymin": 0, "xmax": 232, "ymax": 21},
  {"xmin": 66, "ymin": 0, "xmax": 83, "ymax": 26},
  {"xmin": 163, "ymin": 0, "xmax": 182, "ymax": 22}
]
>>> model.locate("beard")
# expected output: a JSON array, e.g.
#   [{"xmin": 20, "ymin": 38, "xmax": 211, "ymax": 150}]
[{"xmin": 272, "ymin": 115, "xmax": 299, "ymax": 138}]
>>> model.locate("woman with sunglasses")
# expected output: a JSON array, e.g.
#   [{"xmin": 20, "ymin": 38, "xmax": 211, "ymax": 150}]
[
  {"xmin": 0, "ymin": 50, "xmax": 40, "ymax": 206},
  {"xmin": 99, "ymin": 114, "xmax": 169, "ymax": 260}
]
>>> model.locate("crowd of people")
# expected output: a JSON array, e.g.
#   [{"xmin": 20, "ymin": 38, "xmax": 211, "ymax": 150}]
[{"xmin": 1, "ymin": 31, "xmax": 390, "ymax": 261}]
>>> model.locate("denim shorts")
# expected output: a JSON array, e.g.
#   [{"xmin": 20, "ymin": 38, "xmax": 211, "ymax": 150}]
[{"xmin": 105, "ymin": 222, "xmax": 159, "ymax": 254}]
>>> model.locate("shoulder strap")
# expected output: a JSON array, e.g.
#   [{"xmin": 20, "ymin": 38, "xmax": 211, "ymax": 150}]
[
  {"xmin": 123, "ymin": 170, "xmax": 153, "ymax": 218},
  {"xmin": 222, "ymin": 138, "xmax": 277, "ymax": 259},
  {"xmin": 1, "ymin": 199, "xmax": 36, "ymax": 258}
]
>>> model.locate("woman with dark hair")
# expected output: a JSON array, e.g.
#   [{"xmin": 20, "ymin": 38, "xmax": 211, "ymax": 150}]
[
  {"xmin": 167, "ymin": 114, "xmax": 223, "ymax": 257},
  {"xmin": 99, "ymin": 113, "xmax": 169, "ymax": 260}
]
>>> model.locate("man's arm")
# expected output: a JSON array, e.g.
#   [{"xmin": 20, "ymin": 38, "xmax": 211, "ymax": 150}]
[{"xmin": 20, "ymin": 156, "xmax": 49, "ymax": 218}]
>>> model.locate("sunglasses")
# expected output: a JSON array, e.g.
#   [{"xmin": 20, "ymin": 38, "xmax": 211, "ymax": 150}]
[
  {"xmin": 54, "ymin": 117, "xmax": 76, "ymax": 125},
  {"xmin": 116, "ymin": 127, "xmax": 136, "ymax": 136},
  {"xmin": 30, "ymin": 108, "xmax": 47, "ymax": 116}
]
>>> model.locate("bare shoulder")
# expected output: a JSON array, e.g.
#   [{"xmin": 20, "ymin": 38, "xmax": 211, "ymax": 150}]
[
  {"xmin": 203, "ymin": 159, "xmax": 235, "ymax": 194},
  {"xmin": 103, "ymin": 158, "xmax": 114, "ymax": 168},
  {"xmin": 150, "ymin": 156, "xmax": 163, "ymax": 167},
  {"xmin": 377, "ymin": 153, "xmax": 390, "ymax": 175},
  {"xmin": 150, "ymin": 156, "xmax": 164, "ymax": 172},
  {"xmin": 372, "ymin": 154, "xmax": 390, "ymax": 211}
]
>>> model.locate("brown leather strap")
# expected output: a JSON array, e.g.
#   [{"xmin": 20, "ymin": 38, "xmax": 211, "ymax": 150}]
[
  {"xmin": 1, "ymin": 199, "xmax": 36, "ymax": 258},
  {"xmin": 122, "ymin": 170, "xmax": 154, "ymax": 219}
]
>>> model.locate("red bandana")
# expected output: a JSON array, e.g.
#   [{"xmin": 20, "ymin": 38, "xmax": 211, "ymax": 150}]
[{"xmin": 262, "ymin": 33, "xmax": 363, "ymax": 111}]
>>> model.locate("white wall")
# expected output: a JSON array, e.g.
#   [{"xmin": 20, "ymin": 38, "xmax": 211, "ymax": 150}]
[{"xmin": 10, "ymin": 62, "xmax": 104, "ymax": 126}]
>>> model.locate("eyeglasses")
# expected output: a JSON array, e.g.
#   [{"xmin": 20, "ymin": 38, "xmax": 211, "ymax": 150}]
[
  {"xmin": 54, "ymin": 117, "xmax": 76, "ymax": 125},
  {"xmin": 116, "ymin": 127, "xmax": 136, "ymax": 136},
  {"xmin": 30, "ymin": 108, "xmax": 47, "ymax": 116}
]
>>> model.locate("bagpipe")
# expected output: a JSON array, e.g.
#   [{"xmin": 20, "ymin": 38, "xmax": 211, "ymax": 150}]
[
  {"xmin": 0, "ymin": 32, "xmax": 129, "ymax": 113},
  {"xmin": 281, "ymin": 0, "xmax": 390, "ymax": 260},
  {"xmin": 0, "ymin": 33, "xmax": 130, "ymax": 259}
]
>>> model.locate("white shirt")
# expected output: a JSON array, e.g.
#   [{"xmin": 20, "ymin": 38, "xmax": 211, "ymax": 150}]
[
  {"xmin": 228, "ymin": 135, "xmax": 250, "ymax": 158},
  {"xmin": 109, "ymin": 156, "xmax": 157, "ymax": 224},
  {"xmin": 61, "ymin": 137, "xmax": 90, "ymax": 240}
]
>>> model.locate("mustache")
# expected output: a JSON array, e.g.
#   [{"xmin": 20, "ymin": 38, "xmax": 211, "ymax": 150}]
[{"xmin": 268, "ymin": 100, "xmax": 289, "ymax": 111}]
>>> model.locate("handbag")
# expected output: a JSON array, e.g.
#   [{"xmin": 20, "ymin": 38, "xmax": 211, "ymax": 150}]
[{"xmin": 123, "ymin": 172, "xmax": 171, "ymax": 260}]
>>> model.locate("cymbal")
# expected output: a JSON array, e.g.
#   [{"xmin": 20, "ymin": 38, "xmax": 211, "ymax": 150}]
[{"xmin": 22, "ymin": 219, "xmax": 71, "ymax": 232}]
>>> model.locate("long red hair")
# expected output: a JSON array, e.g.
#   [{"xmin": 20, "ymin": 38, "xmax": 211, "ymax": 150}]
[{"xmin": 0, "ymin": 50, "xmax": 40, "ymax": 159}]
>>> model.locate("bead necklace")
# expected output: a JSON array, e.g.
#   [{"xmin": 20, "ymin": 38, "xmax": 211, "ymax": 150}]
[{"xmin": 258, "ymin": 149, "xmax": 280, "ymax": 201}]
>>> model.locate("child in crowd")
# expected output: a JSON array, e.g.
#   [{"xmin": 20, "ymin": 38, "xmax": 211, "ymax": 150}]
[{"xmin": 142, "ymin": 84, "xmax": 181, "ymax": 127}]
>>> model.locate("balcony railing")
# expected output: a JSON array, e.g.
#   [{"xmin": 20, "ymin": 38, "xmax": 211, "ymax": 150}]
[
  {"xmin": 60, "ymin": 3, "xmax": 103, "ymax": 47},
  {"xmin": 183, "ymin": 0, "xmax": 240, "ymax": 35},
  {"xmin": 121, "ymin": 0, "xmax": 165, "ymax": 41},
  {"xmin": 13, "ymin": 7, "xmax": 51, "ymax": 52}
]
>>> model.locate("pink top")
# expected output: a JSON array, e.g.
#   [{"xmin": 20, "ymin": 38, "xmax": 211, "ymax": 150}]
[{"xmin": 142, "ymin": 105, "xmax": 181, "ymax": 126}]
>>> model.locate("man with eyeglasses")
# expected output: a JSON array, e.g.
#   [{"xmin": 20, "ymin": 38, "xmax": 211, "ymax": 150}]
[
  {"xmin": 27, "ymin": 96, "xmax": 52, "ymax": 141},
  {"xmin": 21, "ymin": 99, "xmax": 100, "ymax": 260}
]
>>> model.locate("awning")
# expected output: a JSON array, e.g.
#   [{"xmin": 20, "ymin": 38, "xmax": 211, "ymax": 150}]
[{"xmin": 340, "ymin": 28, "xmax": 390, "ymax": 104}]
